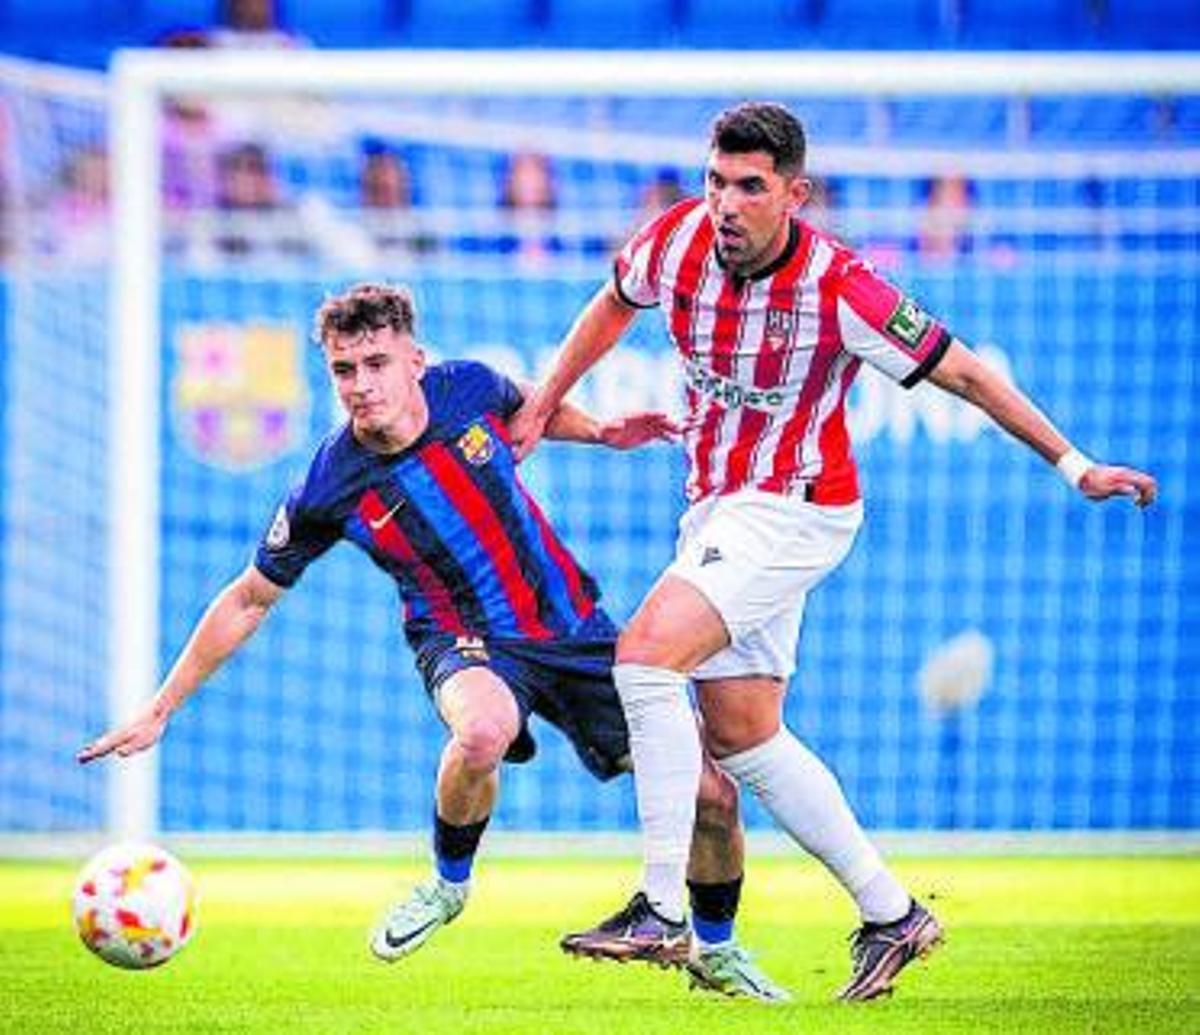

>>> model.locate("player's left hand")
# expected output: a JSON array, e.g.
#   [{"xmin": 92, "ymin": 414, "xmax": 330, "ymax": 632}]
[
  {"xmin": 597, "ymin": 411, "xmax": 680, "ymax": 450},
  {"xmin": 1079, "ymin": 464, "xmax": 1157, "ymax": 508},
  {"xmin": 510, "ymin": 394, "xmax": 552, "ymax": 461}
]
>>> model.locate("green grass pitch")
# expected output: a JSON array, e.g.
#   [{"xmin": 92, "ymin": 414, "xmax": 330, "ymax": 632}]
[{"xmin": 2, "ymin": 854, "xmax": 1197, "ymax": 1034}]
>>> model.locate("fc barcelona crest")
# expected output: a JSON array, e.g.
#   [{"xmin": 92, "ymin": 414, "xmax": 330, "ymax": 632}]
[
  {"xmin": 458, "ymin": 423, "xmax": 495, "ymax": 466},
  {"xmin": 764, "ymin": 308, "xmax": 795, "ymax": 351},
  {"xmin": 173, "ymin": 323, "xmax": 310, "ymax": 471}
]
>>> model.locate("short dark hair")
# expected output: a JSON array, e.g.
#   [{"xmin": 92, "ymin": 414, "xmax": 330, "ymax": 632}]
[
  {"xmin": 710, "ymin": 102, "xmax": 807, "ymax": 177},
  {"xmin": 314, "ymin": 282, "xmax": 416, "ymax": 346}
]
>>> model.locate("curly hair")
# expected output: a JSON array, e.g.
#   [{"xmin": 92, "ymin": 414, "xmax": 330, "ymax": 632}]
[
  {"xmin": 314, "ymin": 282, "xmax": 417, "ymax": 346},
  {"xmin": 710, "ymin": 102, "xmax": 807, "ymax": 177}
]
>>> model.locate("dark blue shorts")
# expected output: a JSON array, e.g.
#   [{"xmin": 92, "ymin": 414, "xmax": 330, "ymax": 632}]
[{"xmin": 412, "ymin": 608, "xmax": 630, "ymax": 781}]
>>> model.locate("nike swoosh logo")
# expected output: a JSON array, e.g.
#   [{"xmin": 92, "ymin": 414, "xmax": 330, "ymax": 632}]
[
  {"xmin": 384, "ymin": 917, "xmax": 438, "ymax": 949},
  {"xmin": 369, "ymin": 500, "xmax": 404, "ymax": 531}
]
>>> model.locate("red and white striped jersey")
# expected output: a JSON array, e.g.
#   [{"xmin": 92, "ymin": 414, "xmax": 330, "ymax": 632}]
[{"xmin": 614, "ymin": 198, "xmax": 953, "ymax": 504}]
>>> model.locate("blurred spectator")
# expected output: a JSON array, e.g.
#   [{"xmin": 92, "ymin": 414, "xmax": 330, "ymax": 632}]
[
  {"xmin": 44, "ymin": 145, "xmax": 109, "ymax": 262},
  {"xmin": 162, "ymin": 99, "xmax": 221, "ymax": 213},
  {"xmin": 361, "ymin": 141, "xmax": 413, "ymax": 209},
  {"xmin": 493, "ymin": 150, "xmax": 562, "ymax": 265},
  {"xmin": 209, "ymin": 0, "xmax": 309, "ymax": 49},
  {"xmin": 216, "ymin": 142, "xmax": 278, "ymax": 213},
  {"xmin": 635, "ymin": 167, "xmax": 685, "ymax": 221},
  {"xmin": 358, "ymin": 140, "xmax": 435, "ymax": 258},
  {"xmin": 917, "ymin": 172, "xmax": 975, "ymax": 260},
  {"xmin": 500, "ymin": 150, "xmax": 557, "ymax": 211},
  {"xmin": 159, "ymin": 31, "xmax": 222, "ymax": 214},
  {"xmin": 212, "ymin": 141, "xmax": 307, "ymax": 259}
]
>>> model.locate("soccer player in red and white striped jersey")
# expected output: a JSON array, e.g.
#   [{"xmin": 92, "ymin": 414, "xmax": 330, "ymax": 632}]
[{"xmin": 515, "ymin": 102, "xmax": 1157, "ymax": 1002}]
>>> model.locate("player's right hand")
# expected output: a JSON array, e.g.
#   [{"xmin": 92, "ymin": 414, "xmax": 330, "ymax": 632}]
[
  {"xmin": 1078, "ymin": 464, "xmax": 1157, "ymax": 508},
  {"xmin": 77, "ymin": 709, "xmax": 168, "ymax": 764}
]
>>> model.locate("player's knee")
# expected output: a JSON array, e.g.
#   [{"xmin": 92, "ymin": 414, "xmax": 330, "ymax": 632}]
[
  {"xmin": 615, "ymin": 624, "xmax": 662, "ymax": 666},
  {"xmin": 703, "ymin": 713, "xmax": 782, "ymax": 760},
  {"xmin": 616, "ymin": 615, "xmax": 689, "ymax": 668},
  {"xmin": 695, "ymin": 762, "xmax": 740, "ymax": 835},
  {"xmin": 452, "ymin": 716, "xmax": 513, "ymax": 773}
]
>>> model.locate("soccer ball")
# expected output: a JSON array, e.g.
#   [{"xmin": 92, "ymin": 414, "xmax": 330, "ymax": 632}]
[{"xmin": 71, "ymin": 842, "xmax": 198, "ymax": 969}]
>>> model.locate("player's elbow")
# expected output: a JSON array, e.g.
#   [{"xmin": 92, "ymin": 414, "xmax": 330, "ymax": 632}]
[
  {"xmin": 229, "ymin": 566, "xmax": 284, "ymax": 624},
  {"xmin": 928, "ymin": 340, "xmax": 989, "ymax": 404}
]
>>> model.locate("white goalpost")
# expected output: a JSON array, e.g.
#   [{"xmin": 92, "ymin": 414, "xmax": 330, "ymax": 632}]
[{"xmin": 91, "ymin": 48, "xmax": 1200, "ymax": 842}]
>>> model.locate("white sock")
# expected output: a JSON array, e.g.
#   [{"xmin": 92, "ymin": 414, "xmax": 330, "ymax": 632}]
[
  {"xmin": 717, "ymin": 727, "xmax": 909, "ymax": 924},
  {"xmin": 614, "ymin": 662, "xmax": 700, "ymax": 923},
  {"xmin": 856, "ymin": 870, "xmax": 911, "ymax": 925}
]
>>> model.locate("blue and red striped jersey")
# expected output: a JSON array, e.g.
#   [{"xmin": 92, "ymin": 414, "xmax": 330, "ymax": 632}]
[{"xmin": 254, "ymin": 360, "xmax": 600, "ymax": 642}]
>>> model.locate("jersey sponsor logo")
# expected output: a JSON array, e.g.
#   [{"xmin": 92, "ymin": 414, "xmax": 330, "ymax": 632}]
[
  {"xmin": 884, "ymin": 297, "xmax": 932, "ymax": 351},
  {"xmin": 453, "ymin": 635, "xmax": 490, "ymax": 662},
  {"xmin": 457, "ymin": 423, "xmax": 495, "ymax": 466},
  {"xmin": 764, "ymin": 308, "xmax": 796, "ymax": 351},
  {"xmin": 683, "ymin": 356, "xmax": 786, "ymax": 413},
  {"xmin": 265, "ymin": 504, "xmax": 290, "ymax": 550},
  {"xmin": 172, "ymin": 322, "xmax": 310, "ymax": 471}
]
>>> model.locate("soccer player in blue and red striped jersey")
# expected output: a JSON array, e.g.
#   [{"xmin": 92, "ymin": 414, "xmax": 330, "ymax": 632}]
[{"xmin": 78, "ymin": 282, "xmax": 743, "ymax": 977}]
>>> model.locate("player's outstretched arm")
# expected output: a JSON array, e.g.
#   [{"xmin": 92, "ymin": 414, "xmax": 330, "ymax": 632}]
[
  {"xmin": 77, "ymin": 565, "xmax": 286, "ymax": 763},
  {"xmin": 530, "ymin": 388, "xmax": 679, "ymax": 451},
  {"xmin": 926, "ymin": 339, "xmax": 1157, "ymax": 507},
  {"xmin": 510, "ymin": 282, "xmax": 638, "ymax": 460}
]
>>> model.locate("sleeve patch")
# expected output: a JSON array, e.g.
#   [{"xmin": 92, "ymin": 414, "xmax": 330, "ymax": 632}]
[{"xmin": 884, "ymin": 297, "xmax": 932, "ymax": 351}]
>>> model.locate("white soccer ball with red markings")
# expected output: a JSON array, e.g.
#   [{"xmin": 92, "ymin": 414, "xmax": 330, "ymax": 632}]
[{"xmin": 71, "ymin": 842, "xmax": 198, "ymax": 969}]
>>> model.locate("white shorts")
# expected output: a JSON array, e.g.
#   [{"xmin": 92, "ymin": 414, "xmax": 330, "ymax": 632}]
[{"xmin": 667, "ymin": 489, "xmax": 863, "ymax": 681}]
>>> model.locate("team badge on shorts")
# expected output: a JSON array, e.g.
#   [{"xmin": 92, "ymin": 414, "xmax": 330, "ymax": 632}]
[
  {"xmin": 454, "ymin": 636, "xmax": 490, "ymax": 662},
  {"xmin": 457, "ymin": 423, "xmax": 495, "ymax": 466}
]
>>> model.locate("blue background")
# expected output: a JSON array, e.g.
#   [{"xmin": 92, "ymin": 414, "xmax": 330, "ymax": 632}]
[{"xmin": 3, "ymin": 258, "xmax": 1193, "ymax": 833}]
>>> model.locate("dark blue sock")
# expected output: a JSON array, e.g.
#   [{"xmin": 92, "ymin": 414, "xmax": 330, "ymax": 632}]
[
  {"xmin": 688, "ymin": 875, "xmax": 743, "ymax": 945},
  {"xmin": 433, "ymin": 812, "xmax": 489, "ymax": 884}
]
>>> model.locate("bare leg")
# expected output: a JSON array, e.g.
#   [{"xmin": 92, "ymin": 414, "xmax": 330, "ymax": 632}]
[
  {"xmin": 688, "ymin": 745, "xmax": 743, "ymax": 884},
  {"xmin": 369, "ymin": 666, "xmax": 522, "ymax": 963},
  {"xmin": 434, "ymin": 666, "xmax": 521, "ymax": 824}
]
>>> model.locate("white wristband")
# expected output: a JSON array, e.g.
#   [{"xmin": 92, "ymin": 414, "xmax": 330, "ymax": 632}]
[{"xmin": 1055, "ymin": 448, "xmax": 1093, "ymax": 489}]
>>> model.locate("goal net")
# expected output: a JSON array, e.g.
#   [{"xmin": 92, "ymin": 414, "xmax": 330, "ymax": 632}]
[
  {"xmin": 6, "ymin": 49, "xmax": 1197, "ymax": 841},
  {"xmin": 0, "ymin": 57, "xmax": 110, "ymax": 833}
]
